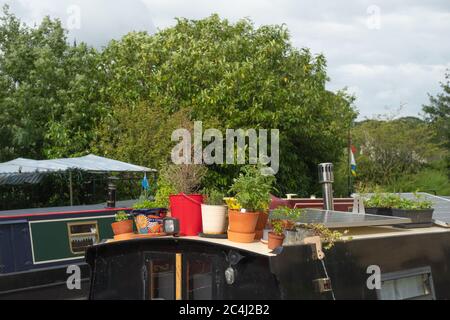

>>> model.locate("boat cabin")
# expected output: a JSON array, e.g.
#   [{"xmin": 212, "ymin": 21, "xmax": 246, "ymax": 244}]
[{"xmin": 86, "ymin": 208, "xmax": 450, "ymax": 300}]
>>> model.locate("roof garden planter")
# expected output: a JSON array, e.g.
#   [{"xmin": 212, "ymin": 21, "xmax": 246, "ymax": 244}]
[
  {"xmin": 365, "ymin": 207, "xmax": 393, "ymax": 216},
  {"xmin": 391, "ymin": 208, "xmax": 434, "ymax": 228},
  {"xmin": 201, "ymin": 189, "xmax": 228, "ymax": 235},
  {"xmin": 228, "ymin": 230, "xmax": 257, "ymax": 243},
  {"xmin": 268, "ymin": 220, "xmax": 285, "ymax": 250},
  {"xmin": 161, "ymin": 163, "xmax": 208, "ymax": 236},
  {"xmin": 201, "ymin": 204, "xmax": 227, "ymax": 234},
  {"xmin": 111, "ymin": 211, "xmax": 133, "ymax": 238},
  {"xmin": 228, "ymin": 209, "xmax": 259, "ymax": 233},
  {"xmin": 227, "ymin": 166, "xmax": 275, "ymax": 243},
  {"xmin": 170, "ymin": 193, "xmax": 204, "ymax": 236},
  {"xmin": 363, "ymin": 193, "xmax": 436, "ymax": 225},
  {"xmin": 255, "ymin": 211, "xmax": 269, "ymax": 240}
]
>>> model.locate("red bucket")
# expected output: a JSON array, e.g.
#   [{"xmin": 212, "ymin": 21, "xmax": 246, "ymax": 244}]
[{"xmin": 169, "ymin": 193, "xmax": 204, "ymax": 236}]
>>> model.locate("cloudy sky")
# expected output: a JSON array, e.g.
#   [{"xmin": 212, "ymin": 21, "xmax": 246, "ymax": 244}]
[{"xmin": 3, "ymin": 0, "xmax": 450, "ymax": 119}]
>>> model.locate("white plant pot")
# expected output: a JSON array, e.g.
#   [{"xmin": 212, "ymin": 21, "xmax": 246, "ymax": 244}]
[{"xmin": 201, "ymin": 204, "xmax": 228, "ymax": 234}]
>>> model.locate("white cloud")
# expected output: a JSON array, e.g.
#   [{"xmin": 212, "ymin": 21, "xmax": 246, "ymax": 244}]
[{"xmin": 1, "ymin": 0, "xmax": 449, "ymax": 119}]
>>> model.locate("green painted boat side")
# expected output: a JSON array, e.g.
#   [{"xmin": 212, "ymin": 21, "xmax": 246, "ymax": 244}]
[{"xmin": 29, "ymin": 215, "xmax": 115, "ymax": 264}]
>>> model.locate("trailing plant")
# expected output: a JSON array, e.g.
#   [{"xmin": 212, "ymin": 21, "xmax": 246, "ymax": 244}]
[
  {"xmin": 115, "ymin": 211, "xmax": 129, "ymax": 222},
  {"xmin": 300, "ymin": 224, "xmax": 349, "ymax": 250},
  {"xmin": 270, "ymin": 206, "xmax": 305, "ymax": 230},
  {"xmin": 271, "ymin": 220, "xmax": 284, "ymax": 236},
  {"xmin": 204, "ymin": 188, "xmax": 225, "ymax": 206},
  {"xmin": 229, "ymin": 165, "xmax": 275, "ymax": 212}
]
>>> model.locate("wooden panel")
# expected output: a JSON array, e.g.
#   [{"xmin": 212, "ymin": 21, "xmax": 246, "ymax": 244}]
[{"xmin": 176, "ymin": 253, "xmax": 182, "ymax": 300}]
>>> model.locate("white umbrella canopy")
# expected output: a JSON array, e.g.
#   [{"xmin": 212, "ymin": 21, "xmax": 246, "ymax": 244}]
[
  {"xmin": 0, "ymin": 154, "xmax": 156, "ymax": 206},
  {"xmin": 0, "ymin": 154, "xmax": 155, "ymax": 175}
]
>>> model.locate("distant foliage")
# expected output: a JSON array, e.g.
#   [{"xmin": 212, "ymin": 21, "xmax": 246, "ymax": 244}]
[
  {"xmin": 423, "ymin": 71, "xmax": 450, "ymax": 178},
  {"xmin": 352, "ymin": 117, "xmax": 445, "ymax": 188}
]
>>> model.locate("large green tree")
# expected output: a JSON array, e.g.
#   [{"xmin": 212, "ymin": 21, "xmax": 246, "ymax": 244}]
[
  {"xmin": 95, "ymin": 15, "xmax": 357, "ymax": 195},
  {"xmin": 0, "ymin": 6, "xmax": 103, "ymax": 160}
]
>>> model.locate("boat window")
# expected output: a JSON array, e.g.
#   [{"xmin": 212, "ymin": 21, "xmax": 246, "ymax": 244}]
[
  {"xmin": 185, "ymin": 255, "xmax": 214, "ymax": 300},
  {"xmin": 145, "ymin": 253, "xmax": 176, "ymax": 300},
  {"xmin": 67, "ymin": 221, "xmax": 99, "ymax": 254},
  {"xmin": 377, "ymin": 267, "xmax": 435, "ymax": 300}
]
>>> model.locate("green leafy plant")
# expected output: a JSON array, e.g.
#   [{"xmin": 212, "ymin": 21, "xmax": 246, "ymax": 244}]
[
  {"xmin": 364, "ymin": 192, "xmax": 433, "ymax": 210},
  {"xmin": 393, "ymin": 194, "xmax": 433, "ymax": 210},
  {"xmin": 115, "ymin": 211, "xmax": 129, "ymax": 222},
  {"xmin": 271, "ymin": 220, "xmax": 284, "ymax": 236},
  {"xmin": 301, "ymin": 224, "xmax": 349, "ymax": 250},
  {"xmin": 364, "ymin": 192, "xmax": 401, "ymax": 208},
  {"xmin": 229, "ymin": 165, "xmax": 275, "ymax": 212},
  {"xmin": 271, "ymin": 206, "xmax": 305, "ymax": 220},
  {"xmin": 204, "ymin": 188, "xmax": 225, "ymax": 206}
]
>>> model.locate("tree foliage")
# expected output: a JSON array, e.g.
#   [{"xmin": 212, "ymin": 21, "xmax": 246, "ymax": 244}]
[
  {"xmin": 0, "ymin": 10, "xmax": 357, "ymax": 201},
  {"xmin": 95, "ymin": 15, "xmax": 357, "ymax": 195},
  {"xmin": 423, "ymin": 71, "xmax": 450, "ymax": 177},
  {"xmin": 0, "ymin": 5, "xmax": 103, "ymax": 160},
  {"xmin": 352, "ymin": 117, "xmax": 445, "ymax": 188}
]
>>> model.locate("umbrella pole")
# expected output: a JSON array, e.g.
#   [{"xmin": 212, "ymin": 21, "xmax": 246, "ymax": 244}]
[{"xmin": 69, "ymin": 171, "xmax": 73, "ymax": 206}]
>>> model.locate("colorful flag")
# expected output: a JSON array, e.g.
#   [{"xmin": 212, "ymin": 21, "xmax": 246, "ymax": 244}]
[
  {"xmin": 350, "ymin": 145, "xmax": 357, "ymax": 177},
  {"xmin": 141, "ymin": 173, "xmax": 149, "ymax": 190}
]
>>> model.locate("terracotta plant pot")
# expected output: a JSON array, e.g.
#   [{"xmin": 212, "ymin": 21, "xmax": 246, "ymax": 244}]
[
  {"xmin": 111, "ymin": 220, "xmax": 133, "ymax": 235},
  {"xmin": 228, "ymin": 230, "xmax": 256, "ymax": 243},
  {"xmin": 254, "ymin": 211, "xmax": 268, "ymax": 240},
  {"xmin": 201, "ymin": 204, "xmax": 228, "ymax": 234},
  {"xmin": 255, "ymin": 229, "xmax": 264, "ymax": 241},
  {"xmin": 113, "ymin": 232, "xmax": 135, "ymax": 241},
  {"xmin": 268, "ymin": 232, "xmax": 285, "ymax": 250},
  {"xmin": 228, "ymin": 209, "xmax": 260, "ymax": 233}
]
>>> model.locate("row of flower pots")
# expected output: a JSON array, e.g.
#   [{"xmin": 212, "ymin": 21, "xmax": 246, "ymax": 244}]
[{"xmin": 111, "ymin": 164, "xmax": 344, "ymax": 251}]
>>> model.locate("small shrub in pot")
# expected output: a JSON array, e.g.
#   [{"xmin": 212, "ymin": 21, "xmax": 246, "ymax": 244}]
[
  {"xmin": 268, "ymin": 220, "xmax": 285, "ymax": 250},
  {"xmin": 111, "ymin": 211, "xmax": 133, "ymax": 236}
]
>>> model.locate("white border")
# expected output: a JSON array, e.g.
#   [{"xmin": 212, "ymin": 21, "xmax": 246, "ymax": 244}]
[{"xmin": 29, "ymin": 214, "xmax": 115, "ymax": 265}]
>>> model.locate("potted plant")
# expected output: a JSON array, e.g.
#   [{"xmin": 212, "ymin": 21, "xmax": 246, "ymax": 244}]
[
  {"xmin": 268, "ymin": 220, "xmax": 285, "ymax": 249},
  {"xmin": 363, "ymin": 192, "xmax": 398, "ymax": 216},
  {"xmin": 390, "ymin": 194, "xmax": 434, "ymax": 228},
  {"xmin": 111, "ymin": 211, "xmax": 133, "ymax": 236},
  {"xmin": 228, "ymin": 166, "xmax": 275, "ymax": 243},
  {"xmin": 165, "ymin": 164, "xmax": 207, "ymax": 236},
  {"xmin": 201, "ymin": 189, "xmax": 227, "ymax": 234},
  {"xmin": 271, "ymin": 206, "xmax": 304, "ymax": 230}
]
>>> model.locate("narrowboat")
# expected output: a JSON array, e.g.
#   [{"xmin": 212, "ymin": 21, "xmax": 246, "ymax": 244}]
[
  {"xmin": 0, "ymin": 200, "xmax": 135, "ymax": 299},
  {"xmin": 85, "ymin": 209, "xmax": 450, "ymax": 300},
  {"xmin": 85, "ymin": 165, "xmax": 450, "ymax": 300}
]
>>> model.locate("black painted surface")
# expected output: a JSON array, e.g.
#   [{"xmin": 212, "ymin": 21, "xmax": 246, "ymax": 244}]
[
  {"xmin": 3, "ymin": 230, "xmax": 450, "ymax": 300},
  {"xmin": 0, "ymin": 263, "xmax": 90, "ymax": 300},
  {"xmin": 87, "ymin": 231, "xmax": 450, "ymax": 300}
]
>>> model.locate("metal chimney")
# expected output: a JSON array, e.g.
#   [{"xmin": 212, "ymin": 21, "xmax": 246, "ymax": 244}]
[
  {"xmin": 106, "ymin": 177, "xmax": 118, "ymax": 208},
  {"xmin": 318, "ymin": 163, "xmax": 334, "ymax": 210}
]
